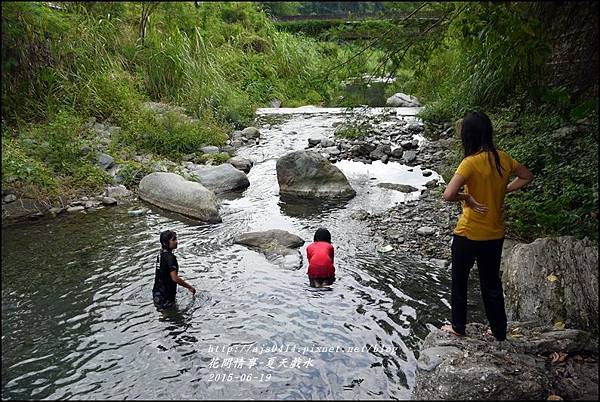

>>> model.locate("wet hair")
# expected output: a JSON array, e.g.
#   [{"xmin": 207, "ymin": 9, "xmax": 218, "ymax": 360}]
[
  {"xmin": 314, "ymin": 228, "xmax": 331, "ymax": 243},
  {"xmin": 460, "ymin": 111, "xmax": 504, "ymax": 177},
  {"xmin": 159, "ymin": 230, "xmax": 177, "ymax": 251}
]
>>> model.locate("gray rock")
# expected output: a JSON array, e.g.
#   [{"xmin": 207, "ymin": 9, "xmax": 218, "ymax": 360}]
[
  {"xmin": 3, "ymin": 194, "xmax": 17, "ymax": 203},
  {"xmin": 417, "ymin": 226, "xmax": 436, "ymax": 236},
  {"xmin": 349, "ymin": 142, "xmax": 376, "ymax": 157},
  {"xmin": 108, "ymin": 126, "xmax": 121, "ymax": 136},
  {"xmin": 67, "ymin": 206, "xmax": 85, "ymax": 213},
  {"xmin": 391, "ymin": 147, "xmax": 404, "ymax": 158},
  {"xmin": 369, "ymin": 144, "xmax": 391, "ymax": 161},
  {"xmin": 422, "ymin": 170, "xmax": 433, "ymax": 177},
  {"xmin": 200, "ymin": 146, "xmax": 220, "ymax": 154},
  {"xmin": 97, "ymin": 153, "xmax": 114, "ymax": 170},
  {"xmin": 321, "ymin": 138, "xmax": 335, "ymax": 148},
  {"xmin": 351, "ymin": 209, "xmax": 370, "ymax": 220},
  {"xmin": 269, "ymin": 99, "xmax": 282, "ymax": 108},
  {"xmin": 228, "ymin": 156, "xmax": 254, "ymax": 173},
  {"xmin": 401, "ymin": 140, "xmax": 415, "ymax": 150},
  {"xmin": 49, "ymin": 207, "xmax": 64, "ymax": 215},
  {"xmin": 377, "ymin": 183, "xmax": 418, "ymax": 193},
  {"xmin": 322, "ymin": 146, "xmax": 340, "ymax": 156},
  {"xmin": 138, "ymin": 172, "xmax": 221, "ymax": 222},
  {"xmin": 242, "ymin": 127, "xmax": 260, "ymax": 139},
  {"xmin": 501, "ymin": 236, "xmax": 598, "ymax": 333},
  {"xmin": 402, "ymin": 151, "xmax": 417, "ymax": 163},
  {"xmin": 308, "ymin": 136, "xmax": 324, "ymax": 146},
  {"xmin": 102, "ymin": 197, "xmax": 118, "ymax": 206},
  {"xmin": 412, "ymin": 322, "xmax": 598, "ymax": 400},
  {"xmin": 188, "ymin": 163, "xmax": 250, "ymax": 194},
  {"xmin": 424, "ymin": 179, "xmax": 438, "ymax": 189},
  {"xmin": 219, "ymin": 146, "xmax": 234, "ymax": 156},
  {"xmin": 386, "ymin": 92, "xmax": 421, "ymax": 107},
  {"xmin": 276, "ymin": 151, "xmax": 356, "ymax": 199},
  {"xmin": 104, "ymin": 185, "xmax": 132, "ymax": 199}
]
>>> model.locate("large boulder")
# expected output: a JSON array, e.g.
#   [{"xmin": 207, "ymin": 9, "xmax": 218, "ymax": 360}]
[
  {"xmin": 188, "ymin": 163, "xmax": 250, "ymax": 194},
  {"xmin": 412, "ymin": 321, "xmax": 598, "ymax": 400},
  {"xmin": 501, "ymin": 236, "xmax": 598, "ymax": 333},
  {"xmin": 386, "ymin": 92, "xmax": 421, "ymax": 107},
  {"xmin": 233, "ymin": 229, "xmax": 305, "ymax": 270},
  {"xmin": 276, "ymin": 150, "xmax": 356, "ymax": 199},
  {"xmin": 138, "ymin": 172, "xmax": 221, "ymax": 222}
]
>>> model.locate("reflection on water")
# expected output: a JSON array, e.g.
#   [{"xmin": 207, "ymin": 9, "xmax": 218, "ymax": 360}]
[{"xmin": 2, "ymin": 107, "xmax": 486, "ymax": 400}]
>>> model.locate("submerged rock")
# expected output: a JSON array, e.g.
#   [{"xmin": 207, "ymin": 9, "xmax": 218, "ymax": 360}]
[{"xmin": 233, "ymin": 229, "xmax": 305, "ymax": 270}]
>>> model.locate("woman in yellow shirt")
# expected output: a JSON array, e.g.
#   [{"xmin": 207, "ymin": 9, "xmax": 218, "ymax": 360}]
[{"xmin": 441, "ymin": 111, "xmax": 534, "ymax": 341}]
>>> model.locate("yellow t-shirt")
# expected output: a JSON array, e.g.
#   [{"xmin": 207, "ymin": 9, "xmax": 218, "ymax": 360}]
[{"xmin": 453, "ymin": 150, "xmax": 520, "ymax": 240}]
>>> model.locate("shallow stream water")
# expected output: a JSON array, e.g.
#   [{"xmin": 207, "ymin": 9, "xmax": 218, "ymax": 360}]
[{"xmin": 2, "ymin": 107, "xmax": 485, "ymax": 400}]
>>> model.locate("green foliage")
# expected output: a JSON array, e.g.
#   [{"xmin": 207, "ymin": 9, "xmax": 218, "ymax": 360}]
[
  {"xmin": 1, "ymin": 137, "xmax": 57, "ymax": 190},
  {"xmin": 493, "ymin": 104, "xmax": 598, "ymax": 242},
  {"xmin": 1, "ymin": 109, "xmax": 111, "ymax": 196},
  {"xmin": 199, "ymin": 152, "xmax": 231, "ymax": 165},
  {"xmin": 120, "ymin": 109, "xmax": 228, "ymax": 160},
  {"xmin": 413, "ymin": 3, "xmax": 552, "ymax": 123},
  {"xmin": 2, "ymin": 1, "xmax": 383, "ymax": 199},
  {"xmin": 115, "ymin": 160, "xmax": 153, "ymax": 188},
  {"xmin": 333, "ymin": 124, "xmax": 366, "ymax": 140}
]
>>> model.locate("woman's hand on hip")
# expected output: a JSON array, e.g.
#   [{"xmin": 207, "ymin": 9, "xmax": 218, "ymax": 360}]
[{"xmin": 465, "ymin": 195, "xmax": 488, "ymax": 214}]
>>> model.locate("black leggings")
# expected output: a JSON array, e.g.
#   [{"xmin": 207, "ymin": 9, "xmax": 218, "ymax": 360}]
[{"xmin": 451, "ymin": 235, "xmax": 507, "ymax": 341}]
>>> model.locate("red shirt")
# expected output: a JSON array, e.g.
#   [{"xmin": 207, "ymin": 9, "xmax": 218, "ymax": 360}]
[{"xmin": 307, "ymin": 241, "xmax": 335, "ymax": 278}]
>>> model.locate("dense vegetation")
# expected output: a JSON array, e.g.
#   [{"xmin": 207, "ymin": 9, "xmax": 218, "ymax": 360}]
[
  {"xmin": 2, "ymin": 2, "xmax": 597, "ymax": 243},
  {"xmin": 368, "ymin": 2, "xmax": 598, "ymax": 243},
  {"xmin": 1, "ymin": 1, "xmax": 379, "ymax": 197}
]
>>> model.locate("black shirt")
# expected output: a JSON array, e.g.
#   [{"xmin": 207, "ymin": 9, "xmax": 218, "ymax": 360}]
[{"xmin": 152, "ymin": 250, "xmax": 179, "ymax": 302}]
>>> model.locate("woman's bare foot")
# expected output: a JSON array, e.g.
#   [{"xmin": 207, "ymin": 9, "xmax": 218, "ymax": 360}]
[{"xmin": 441, "ymin": 324, "xmax": 464, "ymax": 336}]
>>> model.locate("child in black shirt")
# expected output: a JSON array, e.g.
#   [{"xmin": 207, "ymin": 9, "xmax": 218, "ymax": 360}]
[{"xmin": 152, "ymin": 230, "xmax": 196, "ymax": 309}]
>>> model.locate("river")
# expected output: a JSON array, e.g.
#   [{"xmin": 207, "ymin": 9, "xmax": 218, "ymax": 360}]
[{"xmin": 1, "ymin": 106, "xmax": 486, "ymax": 400}]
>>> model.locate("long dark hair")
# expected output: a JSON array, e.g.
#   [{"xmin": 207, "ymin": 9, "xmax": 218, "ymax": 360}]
[
  {"xmin": 460, "ymin": 111, "xmax": 504, "ymax": 177},
  {"xmin": 314, "ymin": 228, "xmax": 331, "ymax": 243},
  {"xmin": 159, "ymin": 230, "xmax": 177, "ymax": 252}
]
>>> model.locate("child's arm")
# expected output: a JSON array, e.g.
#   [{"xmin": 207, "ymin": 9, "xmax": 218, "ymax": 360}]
[{"xmin": 170, "ymin": 271, "xmax": 196, "ymax": 295}]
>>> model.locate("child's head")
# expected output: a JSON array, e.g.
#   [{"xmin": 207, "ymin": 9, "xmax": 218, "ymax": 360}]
[
  {"xmin": 313, "ymin": 228, "xmax": 331, "ymax": 243},
  {"xmin": 160, "ymin": 230, "xmax": 178, "ymax": 251}
]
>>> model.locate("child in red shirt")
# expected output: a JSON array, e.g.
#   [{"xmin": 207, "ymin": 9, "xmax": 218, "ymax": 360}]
[{"xmin": 307, "ymin": 228, "xmax": 335, "ymax": 288}]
